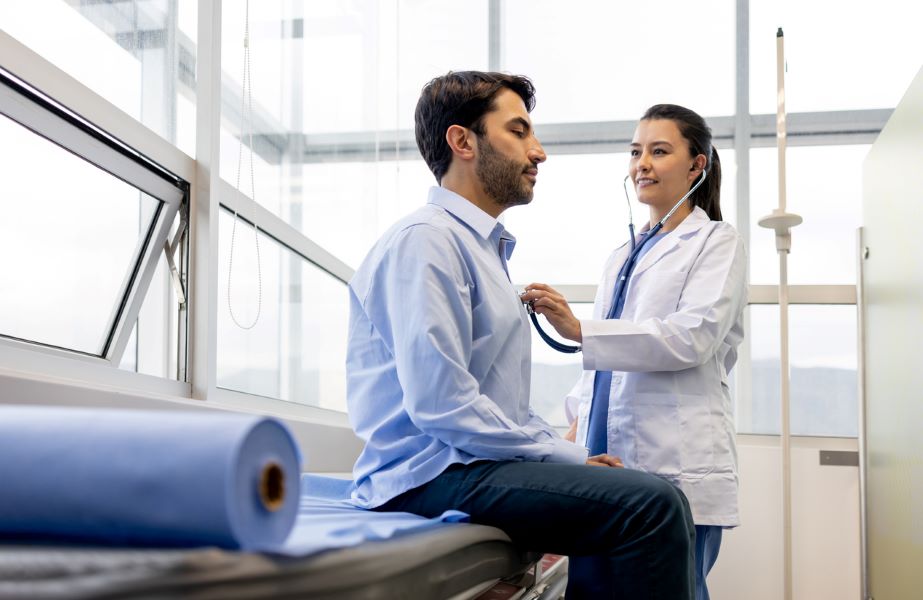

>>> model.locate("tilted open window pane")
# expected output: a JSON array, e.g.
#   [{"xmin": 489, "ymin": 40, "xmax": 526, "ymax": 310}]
[
  {"xmin": 0, "ymin": 112, "xmax": 162, "ymax": 356},
  {"xmin": 0, "ymin": 70, "xmax": 184, "ymax": 361}
]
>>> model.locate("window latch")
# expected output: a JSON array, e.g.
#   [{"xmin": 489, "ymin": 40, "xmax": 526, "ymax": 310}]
[{"xmin": 163, "ymin": 209, "xmax": 188, "ymax": 306}]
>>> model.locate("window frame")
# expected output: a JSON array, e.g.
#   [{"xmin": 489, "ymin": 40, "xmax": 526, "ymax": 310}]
[{"xmin": 0, "ymin": 43, "xmax": 184, "ymax": 366}]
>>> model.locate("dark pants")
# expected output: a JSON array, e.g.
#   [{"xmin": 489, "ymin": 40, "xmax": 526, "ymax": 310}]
[{"xmin": 376, "ymin": 461, "xmax": 695, "ymax": 599}]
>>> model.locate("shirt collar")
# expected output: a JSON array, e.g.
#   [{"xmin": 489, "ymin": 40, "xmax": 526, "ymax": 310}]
[
  {"xmin": 427, "ymin": 186, "xmax": 501, "ymax": 241},
  {"xmin": 427, "ymin": 186, "xmax": 518, "ymax": 255}
]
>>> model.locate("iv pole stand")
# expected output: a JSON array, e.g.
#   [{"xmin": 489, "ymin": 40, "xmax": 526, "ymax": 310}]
[{"xmin": 758, "ymin": 27, "xmax": 802, "ymax": 600}]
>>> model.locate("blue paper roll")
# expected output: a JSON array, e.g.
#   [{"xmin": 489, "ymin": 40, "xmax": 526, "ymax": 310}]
[{"xmin": 0, "ymin": 406, "xmax": 301, "ymax": 550}]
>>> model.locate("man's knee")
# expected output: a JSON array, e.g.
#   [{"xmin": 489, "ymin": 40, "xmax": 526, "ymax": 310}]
[{"xmin": 600, "ymin": 470, "xmax": 693, "ymax": 546}]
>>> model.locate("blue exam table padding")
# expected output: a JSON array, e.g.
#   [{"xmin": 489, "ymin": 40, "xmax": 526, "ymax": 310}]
[{"xmin": 281, "ymin": 474, "xmax": 468, "ymax": 556}]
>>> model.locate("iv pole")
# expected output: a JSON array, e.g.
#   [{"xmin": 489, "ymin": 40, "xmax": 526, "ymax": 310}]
[{"xmin": 758, "ymin": 27, "xmax": 802, "ymax": 600}]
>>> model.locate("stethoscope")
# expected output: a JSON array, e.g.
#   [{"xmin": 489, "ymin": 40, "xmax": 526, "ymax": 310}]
[{"xmin": 525, "ymin": 169, "xmax": 708, "ymax": 353}]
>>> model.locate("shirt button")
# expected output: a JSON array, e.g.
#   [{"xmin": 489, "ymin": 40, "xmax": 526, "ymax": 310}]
[{"xmin": 612, "ymin": 375, "xmax": 622, "ymax": 384}]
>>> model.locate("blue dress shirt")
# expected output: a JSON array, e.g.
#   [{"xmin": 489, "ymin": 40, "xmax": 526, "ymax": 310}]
[{"xmin": 346, "ymin": 187, "xmax": 588, "ymax": 509}]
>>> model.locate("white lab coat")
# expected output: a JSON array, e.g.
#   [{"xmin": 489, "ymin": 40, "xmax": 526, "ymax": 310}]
[{"xmin": 566, "ymin": 206, "xmax": 747, "ymax": 526}]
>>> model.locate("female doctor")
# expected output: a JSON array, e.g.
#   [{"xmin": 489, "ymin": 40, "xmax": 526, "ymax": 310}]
[{"xmin": 521, "ymin": 104, "xmax": 747, "ymax": 600}]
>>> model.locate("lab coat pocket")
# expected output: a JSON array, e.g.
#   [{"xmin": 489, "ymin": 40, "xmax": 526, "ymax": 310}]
[
  {"xmin": 575, "ymin": 397, "xmax": 590, "ymax": 447},
  {"xmin": 679, "ymin": 395, "xmax": 715, "ymax": 478},
  {"xmin": 632, "ymin": 394, "xmax": 681, "ymax": 477},
  {"xmin": 632, "ymin": 271, "xmax": 687, "ymax": 320}
]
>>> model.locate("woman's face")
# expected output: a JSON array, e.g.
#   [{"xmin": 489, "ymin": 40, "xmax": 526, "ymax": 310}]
[{"xmin": 629, "ymin": 118, "xmax": 702, "ymax": 211}]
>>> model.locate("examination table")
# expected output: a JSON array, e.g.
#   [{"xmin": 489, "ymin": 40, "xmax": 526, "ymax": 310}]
[{"xmin": 0, "ymin": 474, "xmax": 567, "ymax": 600}]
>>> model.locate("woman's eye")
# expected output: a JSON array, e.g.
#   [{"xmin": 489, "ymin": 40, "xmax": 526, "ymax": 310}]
[{"xmin": 629, "ymin": 149, "xmax": 639, "ymax": 157}]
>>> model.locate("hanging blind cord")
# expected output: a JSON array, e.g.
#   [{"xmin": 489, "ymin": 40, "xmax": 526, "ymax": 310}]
[{"xmin": 227, "ymin": 0, "xmax": 262, "ymax": 330}]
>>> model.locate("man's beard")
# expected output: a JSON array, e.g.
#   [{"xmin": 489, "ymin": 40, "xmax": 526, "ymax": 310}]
[{"xmin": 476, "ymin": 137, "xmax": 534, "ymax": 208}]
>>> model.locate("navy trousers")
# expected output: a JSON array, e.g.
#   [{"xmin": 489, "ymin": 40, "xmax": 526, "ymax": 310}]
[{"xmin": 376, "ymin": 461, "xmax": 695, "ymax": 599}]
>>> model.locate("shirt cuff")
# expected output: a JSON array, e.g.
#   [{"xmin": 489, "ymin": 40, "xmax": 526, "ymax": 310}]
[{"xmin": 544, "ymin": 437, "xmax": 589, "ymax": 464}]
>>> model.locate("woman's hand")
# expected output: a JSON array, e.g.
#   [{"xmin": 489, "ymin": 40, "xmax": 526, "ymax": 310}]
[
  {"xmin": 520, "ymin": 283, "xmax": 582, "ymax": 342},
  {"xmin": 564, "ymin": 419, "xmax": 578, "ymax": 442}
]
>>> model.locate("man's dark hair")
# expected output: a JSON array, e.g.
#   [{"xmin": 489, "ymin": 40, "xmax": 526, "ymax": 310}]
[{"xmin": 415, "ymin": 71, "xmax": 536, "ymax": 183}]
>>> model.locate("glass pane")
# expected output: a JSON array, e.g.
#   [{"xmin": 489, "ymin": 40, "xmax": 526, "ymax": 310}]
[
  {"xmin": 117, "ymin": 254, "xmax": 182, "ymax": 380},
  {"xmin": 217, "ymin": 210, "xmax": 349, "ymax": 411},
  {"xmin": 503, "ymin": 0, "xmax": 735, "ymax": 123},
  {"xmin": 750, "ymin": 1, "xmax": 923, "ymax": 113},
  {"xmin": 219, "ymin": 1, "xmax": 487, "ymax": 255},
  {"xmin": 749, "ymin": 145, "xmax": 866, "ymax": 285},
  {"xmin": 0, "ymin": 0, "xmax": 197, "ymax": 155},
  {"xmin": 0, "ymin": 113, "xmax": 160, "ymax": 356},
  {"xmin": 297, "ymin": 159, "xmax": 435, "ymax": 269},
  {"xmin": 506, "ymin": 149, "xmax": 737, "ymax": 286},
  {"xmin": 530, "ymin": 303, "xmax": 594, "ymax": 427},
  {"xmin": 742, "ymin": 304, "xmax": 858, "ymax": 436}
]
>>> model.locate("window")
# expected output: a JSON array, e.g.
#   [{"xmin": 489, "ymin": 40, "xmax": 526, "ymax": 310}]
[
  {"xmin": 749, "ymin": 145, "xmax": 866, "ymax": 285},
  {"xmin": 217, "ymin": 0, "xmax": 489, "ymax": 268},
  {"xmin": 1, "ymin": 2, "xmax": 887, "ymax": 438},
  {"xmin": 0, "ymin": 0, "xmax": 197, "ymax": 156},
  {"xmin": 503, "ymin": 0, "xmax": 735, "ymax": 123},
  {"xmin": 750, "ymin": 0, "xmax": 923, "ymax": 114},
  {"xmin": 0, "ymin": 67, "xmax": 184, "ymax": 363},
  {"xmin": 217, "ymin": 209, "xmax": 348, "ymax": 411},
  {"xmin": 742, "ymin": 304, "xmax": 858, "ymax": 436}
]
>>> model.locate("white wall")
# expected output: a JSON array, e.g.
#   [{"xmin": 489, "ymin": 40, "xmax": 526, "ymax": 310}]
[
  {"xmin": 709, "ymin": 435, "xmax": 860, "ymax": 600},
  {"xmin": 861, "ymin": 65, "xmax": 923, "ymax": 600}
]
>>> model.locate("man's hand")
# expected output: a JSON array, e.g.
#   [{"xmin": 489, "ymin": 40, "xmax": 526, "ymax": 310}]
[
  {"xmin": 586, "ymin": 454, "xmax": 624, "ymax": 468},
  {"xmin": 520, "ymin": 283, "xmax": 582, "ymax": 342},
  {"xmin": 564, "ymin": 419, "xmax": 578, "ymax": 442}
]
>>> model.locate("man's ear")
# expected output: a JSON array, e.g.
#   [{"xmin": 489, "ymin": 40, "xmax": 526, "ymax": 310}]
[{"xmin": 446, "ymin": 124, "xmax": 476, "ymax": 161}]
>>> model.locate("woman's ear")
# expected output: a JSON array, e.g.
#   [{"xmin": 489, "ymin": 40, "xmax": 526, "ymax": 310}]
[
  {"xmin": 446, "ymin": 124, "xmax": 476, "ymax": 161},
  {"xmin": 689, "ymin": 154, "xmax": 707, "ymax": 178}
]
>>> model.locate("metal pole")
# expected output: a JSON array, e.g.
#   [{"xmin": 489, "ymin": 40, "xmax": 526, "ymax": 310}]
[
  {"xmin": 758, "ymin": 27, "xmax": 802, "ymax": 600},
  {"xmin": 777, "ymin": 29, "xmax": 792, "ymax": 600},
  {"xmin": 856, "ymin": 227, "xmax": 870, "ymax": 600}
]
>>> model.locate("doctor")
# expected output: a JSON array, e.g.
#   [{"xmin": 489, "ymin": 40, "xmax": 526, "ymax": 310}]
[{"xmin": 521, "ymin": 104, "xmax": 747, "ymax": 600}]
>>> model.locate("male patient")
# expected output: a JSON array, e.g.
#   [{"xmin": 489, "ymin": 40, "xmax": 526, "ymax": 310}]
[{"xmin": 345, "ymin": 71, "xmax": 694, "ymax": 599}]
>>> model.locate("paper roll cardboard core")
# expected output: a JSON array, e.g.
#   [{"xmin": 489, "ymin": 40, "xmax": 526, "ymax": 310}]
[{"xmin": 259, "ymin": 462, "xmax": 285, "ymax": 512}]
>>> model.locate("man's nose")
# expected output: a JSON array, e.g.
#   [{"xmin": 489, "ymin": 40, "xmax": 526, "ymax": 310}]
[{"xmin": 529, "ymin": 140, "xmax": 547, "ymax": 164}]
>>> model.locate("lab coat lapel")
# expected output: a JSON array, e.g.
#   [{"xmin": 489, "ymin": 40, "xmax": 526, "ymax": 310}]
[
  {"xmin": 632, "ymin": 207, "xmax": 710, "ymax": 277},
  {"xmin": 598, "ymin": 242, "xmax": 631, "ymax": 319}
]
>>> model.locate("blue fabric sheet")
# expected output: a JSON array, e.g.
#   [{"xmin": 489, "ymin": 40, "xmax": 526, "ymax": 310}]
[{"xmin": 277, "ymin": 474, "xmax": 469, "ymax": 556}]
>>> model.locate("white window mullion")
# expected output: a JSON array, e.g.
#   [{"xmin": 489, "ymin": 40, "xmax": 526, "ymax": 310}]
[{"xmin": 190, "ymin": 0, "xmax": 222, "ymax": 402}]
